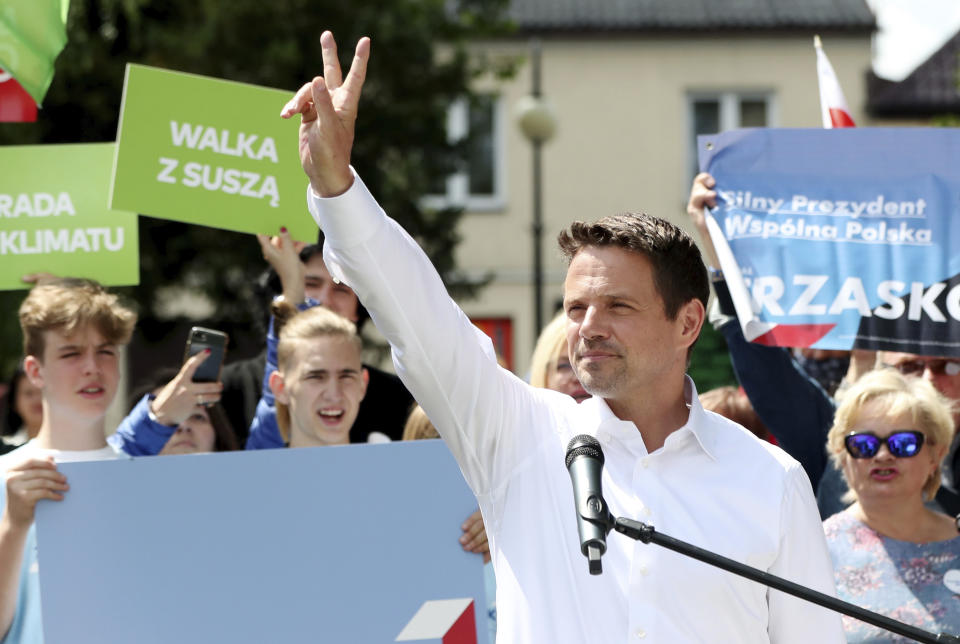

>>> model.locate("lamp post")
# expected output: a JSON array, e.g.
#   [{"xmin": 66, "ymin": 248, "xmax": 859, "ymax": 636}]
[{"xmin": 515, "ymin": 39, "xmax": 557, "ymax": 339}]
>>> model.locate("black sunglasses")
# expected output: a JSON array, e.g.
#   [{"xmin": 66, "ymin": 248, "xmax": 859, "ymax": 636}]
[
  {"xmin": 844, "ymin": 430, "xmax": 925, "ymax": 459},
  {"xmin": 887, "ymin": 359, "xmax": 960, "ymax": 377}
]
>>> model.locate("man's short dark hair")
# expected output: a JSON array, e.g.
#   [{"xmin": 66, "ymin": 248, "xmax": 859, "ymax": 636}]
[{"xmin": 557, "ymin": 212, "xmax": 709, "ymax": 319}]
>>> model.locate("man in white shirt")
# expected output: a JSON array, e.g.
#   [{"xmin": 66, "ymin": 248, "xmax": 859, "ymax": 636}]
[
  {"xmin": 280, "ymin": 32, "xmax": 844, "ymax": 642},
  {"xmin": 0, "ymin": 278, "xmax": 136, "ymax": 643}
]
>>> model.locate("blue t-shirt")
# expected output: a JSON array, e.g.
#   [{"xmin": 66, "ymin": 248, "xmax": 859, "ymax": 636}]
[
  {"xmin": 824, "ymin": 508, "xmax": 960, "ymax": 642},
  {"xmin": 1, "ymin": 524, "xmax": 41, "ymax": 643}
]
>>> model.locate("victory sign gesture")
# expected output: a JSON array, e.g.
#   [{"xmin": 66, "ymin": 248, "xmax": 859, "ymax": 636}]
[{"xmin": 281, "ymin": 31, "xmax": 370, "ymax": 198}]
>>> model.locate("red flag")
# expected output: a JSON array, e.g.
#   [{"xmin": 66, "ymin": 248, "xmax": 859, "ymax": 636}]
[
  {"xmin": 0, "ymin": 69, "xmax": 38, "ymax": 122},
  {"xmin": 814, "ymin": 35, "xmax": 855, "ymax": 129}
]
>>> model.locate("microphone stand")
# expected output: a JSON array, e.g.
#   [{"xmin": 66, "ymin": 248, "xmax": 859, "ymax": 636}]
[{"xmin": 611, "ymin": 516, "xmax": 960, "ymax": 644}]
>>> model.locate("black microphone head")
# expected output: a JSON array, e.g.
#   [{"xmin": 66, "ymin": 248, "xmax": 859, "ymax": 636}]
[{"xmin": 565, "ymin": 434, "xmax": 604, "ymax": 469}]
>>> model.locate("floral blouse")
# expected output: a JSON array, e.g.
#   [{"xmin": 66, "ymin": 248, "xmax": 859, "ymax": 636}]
[{"xmin": 823, "ymin": 508, "xmax": 960, "ymax": 642}]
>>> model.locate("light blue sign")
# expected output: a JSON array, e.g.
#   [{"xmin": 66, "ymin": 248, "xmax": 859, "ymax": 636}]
[
  {"xmin": 699, "ymin": 127, "xmax": 960, "ymax": 355},
  {"xmin": 35, "ymin": 441, "xmax": 486, "ymax": 644}
]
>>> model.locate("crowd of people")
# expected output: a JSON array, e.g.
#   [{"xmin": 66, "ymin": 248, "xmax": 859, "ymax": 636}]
[
  {"xmin": 688, "ymin": 171, "xmax": 960, "ymax": 641},
  {"xmin": 0, "ymin": 231, "xmax": 603, "ymax": 642},
  {"xmin": 0, "ymin": 30, "xmax": 958, "ymax": 644}
]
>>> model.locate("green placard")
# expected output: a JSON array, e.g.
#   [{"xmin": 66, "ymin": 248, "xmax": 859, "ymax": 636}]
[
  {"xmin": 0, "ymin": 144, "xmax": 139, "ymax": 290},
  {"xmin": 110, "ymin": 64, "xmax": 313, "ymax": 241}
]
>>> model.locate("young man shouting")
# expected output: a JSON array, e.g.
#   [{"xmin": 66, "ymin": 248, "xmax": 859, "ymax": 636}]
[{"xmin": 266, "ymin": 304, "xmax": 369, "ymax": 448}]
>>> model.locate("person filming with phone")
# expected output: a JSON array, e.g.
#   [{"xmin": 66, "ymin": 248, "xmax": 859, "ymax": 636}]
[{"xmin": 109, "ymin": 330, "xmax": 227, "ymax": 456}]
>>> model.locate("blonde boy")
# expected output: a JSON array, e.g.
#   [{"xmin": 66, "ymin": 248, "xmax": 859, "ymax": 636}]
[{"xmin": 269, "ymin": 305, "xmax": 369, "ymax": 447}]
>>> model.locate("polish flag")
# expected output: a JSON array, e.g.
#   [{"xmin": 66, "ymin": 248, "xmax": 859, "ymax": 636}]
[
  {"xmin": 814, "ymin": 35, "xmax": 855, "ymax": 128},
  {"xmin": 0, "ymin": 69, "xmax": 38, "ymax": 122},
  {"xmin": 395, "ymin": 598, "xmax": 477, "ymax": 644}
]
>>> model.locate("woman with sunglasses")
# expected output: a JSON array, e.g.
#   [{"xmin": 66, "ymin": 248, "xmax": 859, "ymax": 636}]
[{"xmin": 823, "ymin": 368, "xmax": 960, "ymax": 641}]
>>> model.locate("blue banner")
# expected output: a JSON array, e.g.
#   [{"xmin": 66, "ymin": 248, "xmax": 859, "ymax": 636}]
[
  {"xmin": 35, "ymin": 441, "xmax": 487, "ymax": 644},
  {"xmin": 698, "ymin": 127, "xmax": 960, "ymax": 356}
]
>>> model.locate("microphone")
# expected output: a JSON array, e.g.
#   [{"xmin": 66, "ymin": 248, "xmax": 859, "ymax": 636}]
[{"xmin": 565, "ymin": 434, "xmax": 613, "ymax": 575}]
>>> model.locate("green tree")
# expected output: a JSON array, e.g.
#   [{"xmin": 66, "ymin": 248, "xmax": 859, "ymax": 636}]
[
  {"xmin": 0, "ymin": 0, "xmax": 514, "ymax": 375},
  {"xmin": 688, "ymin": 323, "xmax": 737, "ymax": 393}
]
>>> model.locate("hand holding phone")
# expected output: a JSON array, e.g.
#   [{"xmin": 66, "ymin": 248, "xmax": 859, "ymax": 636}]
[
  {"xmin": 184, "ymin": 327, "xmax": 229, "ymax": 383},
  {"xmin": 150, "ymin": 351, "xmax": 224, "ymax": 425}
]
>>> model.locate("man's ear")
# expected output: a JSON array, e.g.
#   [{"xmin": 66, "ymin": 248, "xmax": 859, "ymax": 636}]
[
  {"xmin": 268, "ymin": 370, "xmax": 288, "ymax": 405},
  {"xmin": 359, "ymin": 367, "xmax": 369, "ymax": 401},
  {"xmin": 23, "ymin": 355, "xmax": 44, "ymax": 389},
  {"xmin": 676, "ymin": 298, "xmax": 706, "ymax": 350}
]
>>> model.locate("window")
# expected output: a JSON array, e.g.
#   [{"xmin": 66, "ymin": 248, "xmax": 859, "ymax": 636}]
[
  {"xmin": 424, "ymin": 94, "xmax": 505, "ymax": 211},
  {"xmin": 688, "ymin": 92, "xmax": 775, "ymax": 179}
]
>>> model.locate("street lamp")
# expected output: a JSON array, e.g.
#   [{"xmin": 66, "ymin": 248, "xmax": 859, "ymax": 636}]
[{"xmin": 515, "ymin": 39, "xmax": 557, "ymax": 339}]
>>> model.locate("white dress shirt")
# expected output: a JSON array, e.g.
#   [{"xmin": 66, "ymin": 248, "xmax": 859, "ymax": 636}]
[{"xmin": 307, "ymin": 172, "xmax": 844, "ymax": 643}]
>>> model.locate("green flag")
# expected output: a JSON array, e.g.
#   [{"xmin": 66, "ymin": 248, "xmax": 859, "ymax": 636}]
[{"xmin": 0, "ymin": 0, "xmax": 70, "ymax": 105}]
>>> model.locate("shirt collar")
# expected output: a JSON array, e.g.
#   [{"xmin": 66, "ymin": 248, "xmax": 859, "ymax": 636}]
[
  {"xmin": 578, "ymin": 396, "xmax": 634, "ymax": 444},
  {"xmin": 15, "ymin": 439, "xmax": 123, "ymax": 463},
  {"xmin": 582, "ymin": 376, "xmax": 719, "ymax": 461},
  {"xmin": 681, "ymin": 376, "xmax": 719, "ymax": 462}
]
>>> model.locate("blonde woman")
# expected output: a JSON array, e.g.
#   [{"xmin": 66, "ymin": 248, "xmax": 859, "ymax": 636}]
[
  {"xmin": 823, "ymin": 368, "xmax": 960, "ymax": 641},
  {"xmin": 528, "ymin": 313, "xmax": 589, "ymax": 403}
]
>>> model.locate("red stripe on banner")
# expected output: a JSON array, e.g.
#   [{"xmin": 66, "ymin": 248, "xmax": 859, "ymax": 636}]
[
  {"xmin": 752, "ymin": 323, "xmax": 836, "ymax": 348},
  {"xmin": 0, "ymin": 74, "xmax": 38, "ymax": 122},
  {"xmin": 828, "ymin": 108, "xmax": 855, "ymax": 128},
  {"xmin": 442, "ymin": 600, "xmax": 477, "ymax": 644}
]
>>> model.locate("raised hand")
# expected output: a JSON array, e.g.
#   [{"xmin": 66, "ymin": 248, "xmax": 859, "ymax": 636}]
[
  {"xmin": 281, "ymin": 31, "xmax": 371, "ymax": 198},
  {"xmin": 686, "ymin": 172, "xmax": 721, "ymax": 269},
  {"xmin": 257, "ymin": 228, "xmax": 307, "ymax": 304},
  {"xmin": 150, "ymin": 351, "xmax": 223, "ymax": 426},
  {"xmin": 460, "ymin": 508, "xmax": 491, "ymax": 564},
  {"xmin": 21, "ymin": 272, "xmax": 58, "ymax": 286}
]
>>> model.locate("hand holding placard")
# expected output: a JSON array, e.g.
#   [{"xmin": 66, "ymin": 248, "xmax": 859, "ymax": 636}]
[
  {"xmin": 3, "ymin": 457, "xmax": 67, "ymax": 527},
  {"xmin": 281, "ymin": 31, "xmax": 370, "ymax": 198},
  {"xmin": 686, "ymin": 172, "xmax": 721, "ymax": 269},
  {"xmin": 21, "ymin": 272, "xmax": 57, "ymax": 286},
  {"xmin": 256, "ymin": 228, "xmax": 306, "ymax": 304}
]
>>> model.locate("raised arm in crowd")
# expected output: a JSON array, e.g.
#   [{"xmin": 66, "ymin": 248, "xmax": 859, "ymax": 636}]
[{"xmin": 686, "ymin": 172, "xmax": 960, "ymax": 519}]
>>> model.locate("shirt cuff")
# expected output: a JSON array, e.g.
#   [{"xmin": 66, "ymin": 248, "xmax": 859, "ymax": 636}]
[{"xmin": 305, "ymin": 167, "xmax": 384, "ymax": 249}]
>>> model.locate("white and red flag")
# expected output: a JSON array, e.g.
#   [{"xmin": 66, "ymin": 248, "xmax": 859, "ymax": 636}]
[
  {"xmin": 702, "ymin": 37, "xmax": 862, "ymax": 349},
  {"xmin": 815, "ymin": 35, "xmax": 856, "ymax": 128},
  {"xmin": 395, "ymin": 598, "xmax": 477, "ymax": 644},
  {"xmin": 0, "ymin": 69, "xmax": 38, "ymax": 122}
]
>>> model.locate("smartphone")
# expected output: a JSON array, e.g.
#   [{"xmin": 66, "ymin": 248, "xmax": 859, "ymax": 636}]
[{"xmin": 184, "ymin": 326, "xmax": 229, "ymax": 383}]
